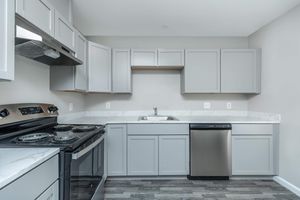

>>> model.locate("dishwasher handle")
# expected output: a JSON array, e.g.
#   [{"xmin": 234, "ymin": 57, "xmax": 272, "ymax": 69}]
[{"xmin": 190, "ymin": 123, "xmax": 231, "ymax": 130}]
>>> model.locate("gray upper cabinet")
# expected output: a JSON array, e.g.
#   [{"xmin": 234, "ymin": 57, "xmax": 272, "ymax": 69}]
[
  {"xmin": 0, "ymin": 0, "xmax": 14, "ymax": 81},
  {"xmin": 221, "ymin": 49, "xmax": 261, "ymax": 93},
  {"xmin": 182, "ymin": 49, "xmax": 220, "ymax": 93},
  {"xmin": 74, "ymin": 31, "xmax": 87, "ymax": 91},
  {"xmin": 16, "ymin": 0, "xmax": 55, "ymax": 36},
  {"xmin": 157, "ymin": 49, "xmax": 184, "ymax": 68},
  {"xmin": 88, "ymin": 41, "xmax": 112, "ymax": 93},
  {"xmin": 131, "ymin": 49, "xmax": 157, "ymax": 67},
  {"xmin": 112, "ymin": 49, "xmax": 132, "ymax": 93},
  {"xmin": 50, "ymin": 30, "xmax": 87, "ymax": 92},
  {"xmin": 54, "ymin": 11, "xmax": 76, "ymax": 51}
]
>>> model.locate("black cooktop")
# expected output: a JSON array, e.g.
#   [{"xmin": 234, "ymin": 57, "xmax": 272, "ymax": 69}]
[{"xmin": 0, "ymin": 123, "xmax": 105, "ymax": 151}]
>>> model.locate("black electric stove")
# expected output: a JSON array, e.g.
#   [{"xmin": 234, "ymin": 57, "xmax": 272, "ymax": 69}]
[{"xmin": 0, "ymin": 103, "xmax": 105, "ymax": 200}]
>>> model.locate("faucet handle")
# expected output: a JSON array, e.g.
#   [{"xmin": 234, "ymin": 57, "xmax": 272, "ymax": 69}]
[{"xmin": 153, "ymin": 107, "xmax": 158, "ymax": 116}]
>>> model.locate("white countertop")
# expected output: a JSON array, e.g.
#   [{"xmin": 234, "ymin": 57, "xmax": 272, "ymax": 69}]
[
  {"xmin": 59, "ymin": 114, "xmax": 281, "ymax": 125},
  {"xmin": 0, "ymin": 148, "xmax": 59, "ymax": 189}
]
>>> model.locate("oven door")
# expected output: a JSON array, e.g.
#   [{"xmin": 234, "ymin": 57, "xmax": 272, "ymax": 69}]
[{"xmin": 69, "ymin": 135, "xmax": 104, "ymax": 200}]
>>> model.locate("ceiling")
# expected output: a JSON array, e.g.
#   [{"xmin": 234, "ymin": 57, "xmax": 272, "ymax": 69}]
[{"xmin": 72, "ymin": 0, "xmax": 300, "ymax": 37}]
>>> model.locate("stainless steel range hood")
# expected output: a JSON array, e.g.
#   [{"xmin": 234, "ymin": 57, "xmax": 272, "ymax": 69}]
[{"xmin": 15, "ymin": 15, "xmax": 82, "ymax": 66}]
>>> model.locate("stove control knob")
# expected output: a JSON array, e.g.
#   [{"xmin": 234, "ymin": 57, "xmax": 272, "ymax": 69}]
[
  {"xmin": 48, "ymin": 105, "xmax": 58, "ymax": 113},
  {"xmin": 0, "ymin": 109, "xmax": 10, "ymax": 118}
]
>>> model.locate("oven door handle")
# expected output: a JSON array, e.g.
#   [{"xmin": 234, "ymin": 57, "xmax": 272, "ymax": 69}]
[{"xmin": 72, "ymin": 135, "xmax": 104, "ymax": 160}]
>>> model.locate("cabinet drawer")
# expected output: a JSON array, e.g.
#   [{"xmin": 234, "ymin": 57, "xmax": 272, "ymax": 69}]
[
  {"xmin": 127, "ymin": 124, "xmax": 189, "ymax": 135},
  {"xmin": 232, "ymin": 124, "xmax": 273, "ymax": 135},
  {"xmin": 0, "ymin": 155, "xmax": 59, "ymax": 200}
]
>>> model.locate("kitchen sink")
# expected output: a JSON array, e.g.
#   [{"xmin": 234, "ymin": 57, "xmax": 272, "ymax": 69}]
[{"xmin": 138, "ymin": 115, "xmax": 178, "ymax": 121}]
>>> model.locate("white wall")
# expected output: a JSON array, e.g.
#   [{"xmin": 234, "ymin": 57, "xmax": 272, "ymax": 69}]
[
  {"xmin": 0, "ymin": 56, "xmax": 85, "ymax": 114},
  {"xmin": 249, "ymin": 5, "xmax": 300, "ymax": 188},
  {"xmin": 85, "ymin": 36, "xmax": 250, "ymax": 111}
]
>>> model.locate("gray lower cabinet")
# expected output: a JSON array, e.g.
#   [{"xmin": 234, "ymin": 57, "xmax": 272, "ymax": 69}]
[
  {"xmin": 221, "ymin": 49, "xmax": 261, "ymax": 93},
  {"xmin": 36, "ymin": 180, "xmax": 59, "ymax": 200},
  {"xmin": 0, "ymin": 0, "xmax": 14, "ymax": 81},
  {"xmin": 158, "ymin": 135, "xmax": 189, "ymax": 175},
  {"xmin": 232, "ymin": 124, "xmax": 275, "ymax": 175},
  {"xmin": 182, "ymin": 49, "xmax": 220, "ymax": 93},
  {"xmin": 112, "ymin": 49, "xmax": 132, "ymax": 93},
  {"xmin": 0, "ymin": 155, "xmax": 59, "ymax": 200},
  {"xmin": 107, "ymin": 124, "xmax": 127, "ymax": 176},
  {"xmin": 127, "ymin": 124, "xmax": 189, "ymax": 176},
  {"xmin": 88, "ymin": 41, "xmax": 111, "ymax": 92},
  {"xmin": 127, "ymin": 135, "xmax": 159, "ymax": 176}
]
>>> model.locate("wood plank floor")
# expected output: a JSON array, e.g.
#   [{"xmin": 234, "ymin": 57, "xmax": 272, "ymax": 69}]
[{"xmin": 104, "ymin": 179, "xmax": 300, "ymax": 200}]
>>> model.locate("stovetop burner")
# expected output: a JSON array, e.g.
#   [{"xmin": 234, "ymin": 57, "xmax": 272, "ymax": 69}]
[
  {"xmin": 72, "ymin": 125, "xmax": 96, "ymax": 132},
  {"xmin": 53, "ymin": 124, "xmax": 73, "ymax": 131},
  {"xmin": 53, "ymin": 131, "xmax": 79, "ymax": 143},
  {"xmin": 17, "ymin": 132, "xmax": 50, "ymax": 143}
]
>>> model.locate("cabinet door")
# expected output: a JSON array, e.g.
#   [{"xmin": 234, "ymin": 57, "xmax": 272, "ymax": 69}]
[
  {"xmin": 36, "ymin": 180, "xmax": 59, "ymax": 200},
  {"xmin": 16, "ymin": 0, "xmax": 55, "ymax": 36},
  {"xmin": 107, "ymin": 125, "xmax": 127, "ymax": 176},
  {"xmin": 131, "ymin": 49, "xmax": 157, "ymax": 67},
  {"xmin": 0, "ymin": 0, "xmax": 14, "ymax": 80},
  {"xmin": 88, "ymin": 42, "xmax": 111, "ymax": 92},
  {"xmin": 159, "ymin": 136, "xmax": 189, "ymax": 175},
  {"xmin": 221, "ymin": 49, "xmax": 261, "ymax": 93},
  {"xmin": 54, "ymin": 11, "xmax": 76, "ymax": 51},
  {"xmin": 128, "ymin": 136, "xmax": 158, "ymax": 176},
  {"xmin": 75, "ymin": 31, "xmax": 87, "ymax": 91},
  {"xmin": 112, "ymin": 49, "xmax": 132, "ymax": 93},
  {"xmin": 158, "ymin": 49, "xmax": 184, "ymax": 67},
  {"xmin": 182, "ymin": 49, "xmax": 220, "ymax": 93},
  {"xmin": 232, "ymin": 136, "xmax": 274, "ymax": 175}
]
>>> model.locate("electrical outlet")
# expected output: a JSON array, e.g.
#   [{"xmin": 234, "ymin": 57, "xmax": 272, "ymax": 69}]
[
  {"xmin": 227, "ymin": 102, "xmax": 232, "ymax": 110},
  {"xmin": 105, "ymin": 102, "xmax": 111, "ymax": 110},
  {"xmin": 203, "ymin": 102, "xmax": 211, "ymax": 110},
  {"xmin": 68, "ymin": 103, "xmax": 74, "ymax": 112}
]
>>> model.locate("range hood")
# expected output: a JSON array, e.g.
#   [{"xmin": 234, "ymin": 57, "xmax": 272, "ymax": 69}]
[{"xmin": 15, "ymin": 16, "xmax": 82, "ymax": 66}]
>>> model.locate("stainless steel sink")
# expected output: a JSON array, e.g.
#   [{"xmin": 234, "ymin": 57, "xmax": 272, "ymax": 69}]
[{"xmin": 138, "ymin": 115, "xmax": 178, "ymax": 121}]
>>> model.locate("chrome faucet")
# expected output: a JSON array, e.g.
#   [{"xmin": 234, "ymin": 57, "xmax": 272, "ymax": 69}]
[{"xmin": 153, "ymin": 107, "xmax": 158, "ymax": 116}]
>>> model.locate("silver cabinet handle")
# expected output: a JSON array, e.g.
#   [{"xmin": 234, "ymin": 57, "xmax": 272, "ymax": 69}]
[{"xmin": 72, "ymin": 135, "xmax": 104, "ymax": 160}]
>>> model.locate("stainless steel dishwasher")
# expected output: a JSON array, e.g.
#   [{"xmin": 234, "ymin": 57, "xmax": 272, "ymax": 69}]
[{"xmin": 188, "ymin": 123, "xmax": 232, "ymax": 180}]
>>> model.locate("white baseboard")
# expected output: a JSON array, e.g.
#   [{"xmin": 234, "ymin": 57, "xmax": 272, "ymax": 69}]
[{"xmin": 273, "ymin": 176, "xmax": 300, "ymax": 197}]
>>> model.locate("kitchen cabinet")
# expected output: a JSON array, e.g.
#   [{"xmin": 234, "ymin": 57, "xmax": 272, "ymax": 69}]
[
  {"xmin": 88, "ymin": 41, "xmax": 111, "ymax": 92},
  {"xmin": 0, "ymin": 155, "xmax": 59, "ymax": 200},
  {"xmin": 50, "ymin": 30, "xmax": 87, "ymax": 91},
  {"xmin": 182, "ymin": 49, "xmax": 220, "ymax": 93},
  {"xmin": 131, "ymin": 49, "xmax": 157, "ymax": 67},
  {"xmin": 221, "ymin": 49, "xmax": 261, "ymax": 93},
  {"xmin": 128, "ymin": 136, "xmax": 159, "ymax": 176},
  {"xmin": 107, "ymin": 125, "xmax": 127, "ymax": 176},
  {"xmin": 232, "ymin": 124, "xmax": 275, "ymax": 175},
  {"xmin": 74, "ymin": 31, "xmax": 88, "ymax": 91},
  {"xmin": 36, "ymin": 180, "xmax": 58, "ymax": 200},
  {"xmin": 127, "ymin": 124, "xmax": 189, "ymax": 176},
  {"xmin": 54, "ymin": 11, "xmax": 76, "ymax": 51},
  {"xmin": 158, "ymin": 49, "xmax": 184, "ymax": 68},
  {"xmin": 112, "ymin": 49, "xmax": 132, "ymax": 93},
  {"xmin": 158, "ymin": 136, "xmax": 189, "ymax": 175},
  {"xmin": 0, "ymin": 0, "xmax": 14, "ymax": 81},
  {"xmin": 16, "ymin": 0, "xmax": 55, "ymax": 37}
]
